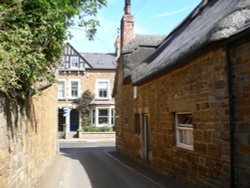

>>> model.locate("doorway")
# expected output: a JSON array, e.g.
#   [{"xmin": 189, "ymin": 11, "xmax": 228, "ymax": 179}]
[
  {"xmin": 70, "ymin": 109, "xmax": 79, "ymax": 131},
  {"xmin": 58, "ymin": 109, "xmax": 65, "ymax": 132},
  {"xmin": 143, "ymin": 114, "xmax": 149, "ymax": 162}
]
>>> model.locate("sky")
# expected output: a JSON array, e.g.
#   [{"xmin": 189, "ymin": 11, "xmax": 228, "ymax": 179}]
[{"xmin": 67, "ymin": 0, "xmax": 202, "ymax": 53}]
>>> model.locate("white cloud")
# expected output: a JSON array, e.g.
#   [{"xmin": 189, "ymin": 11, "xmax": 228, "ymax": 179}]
[{"xmin": 153, "ymin": 6, "xmax": 192, "ymax": 18}]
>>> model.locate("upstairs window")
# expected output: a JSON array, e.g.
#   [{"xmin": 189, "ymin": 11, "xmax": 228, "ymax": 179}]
[
  {"xmin": 70, "ymin": 56, "xmax": 79, "ymax": 68},
  {"xmin": 71, "ymin": 81, "xmax": 79, "ymax": 98},
  {"xmin": 58, "ymin": 81, "xmax": 65, "ymax": 99},
  {"xmin": 175, "ymin": 113, "xmax": 193, "ymax": 150},
  {"xmin": 96, "ymin": 81, "xmax": 109, "ymax": 99}
]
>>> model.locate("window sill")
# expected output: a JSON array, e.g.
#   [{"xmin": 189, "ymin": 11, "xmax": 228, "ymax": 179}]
[
  {"xmin": 95, "ymin": 98, "xmax": 110, "ymax": 101},
  {"xmin": 176, "ymin": 143, "xmax": 194, "ymax": 151}
]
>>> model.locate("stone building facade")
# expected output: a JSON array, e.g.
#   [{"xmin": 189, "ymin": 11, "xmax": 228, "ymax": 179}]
[
  {"xmin": 57, "ymin": 43, "xmax": 116, "ymax": 138},
  {"xmin": 114, "ymin": 0, "xmax": 250, "ymax": 187},
  {"xmin": 0, "ymin": 84, "xmax": 57, "ymax": 187}
]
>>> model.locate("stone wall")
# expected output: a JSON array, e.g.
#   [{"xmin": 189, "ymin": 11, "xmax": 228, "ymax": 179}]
[
  {"xmin": 231, "ymin": 40, "xmax": 250, "ymax": 187},
  {"xmin": 116, "ymin": 46, "xmax": 232, "ymax": 187},
  {"xmin": 0, "ymin": 84, "xmax": 57, "ymax": 188},
  {"xmin": 115, "ymin": 62, "xmax": 142, "ymax": 160}
]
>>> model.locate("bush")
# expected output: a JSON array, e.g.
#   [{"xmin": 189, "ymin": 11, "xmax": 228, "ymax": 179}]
[{"xmin": 81, "ymin": 126, "xmax": 114, "ymax": 132}]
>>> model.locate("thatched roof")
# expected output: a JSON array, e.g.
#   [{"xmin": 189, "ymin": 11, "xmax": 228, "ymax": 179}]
[{"xmin": 131, "ymin": 0, "xmax": 250, "ymax": 84}]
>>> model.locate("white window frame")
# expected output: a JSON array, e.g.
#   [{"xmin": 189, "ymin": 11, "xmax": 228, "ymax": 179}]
[
  {"xmin": 70, "ymin": 56, "xmax": 79, "ymax": 69},
  {"xmin": 111, "ymin": 108, "xmax": 115, "ymax": 125},
  {"xmin": 57, "ymin": 80, "xmax": 66, "ymax": 99},
  {"xmin": 92, "ymin": 109, "xmax": 96, "ymax": 125},
  {"xmin": 175, "ymin": 112, "xmax": 193, "ymax": 150},
  {"xmin": 133, "ymin": 86, "xmax": 138, "ymax": 99},
  {"xmin": 69, "ymin": 79, "xmax": 80, "ymax": 99},
  {"xmin": 98, "ymin": 108, "xmax": 109, "ymax": 125},
  {"xmin": 95, "ymin": 79, "xmax": 110, "ymax": 100}
]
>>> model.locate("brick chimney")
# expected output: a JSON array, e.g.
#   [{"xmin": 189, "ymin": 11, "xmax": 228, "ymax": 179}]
[{"xmin": 120, "ymin": 0, "xmax": 134, "ymax": 50}]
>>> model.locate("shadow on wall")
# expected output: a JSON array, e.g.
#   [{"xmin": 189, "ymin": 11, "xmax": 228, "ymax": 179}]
[{"xmin": 2, "ymin": 94, "xmax": 38, "ymax": 142}]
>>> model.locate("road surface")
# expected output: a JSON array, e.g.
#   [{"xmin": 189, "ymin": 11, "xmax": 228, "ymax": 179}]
[{"xmin": 34, "ymin": 141, "xmax": 159, "ymax": 188}]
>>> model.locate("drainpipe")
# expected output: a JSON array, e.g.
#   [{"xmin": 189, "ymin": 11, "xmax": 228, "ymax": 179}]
[{"xmin": 225, "ymin": 44, "xmax": 235, "ymax": 188}]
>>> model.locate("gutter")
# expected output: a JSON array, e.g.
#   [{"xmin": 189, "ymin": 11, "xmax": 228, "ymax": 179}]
[{"xmin": 225, "ymin": 44, "xmax": 235, "ymax": 188}]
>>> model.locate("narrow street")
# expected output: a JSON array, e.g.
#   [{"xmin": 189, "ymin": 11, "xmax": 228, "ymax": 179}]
[{"xmin": 34, "ymin": 141, "xmax": 159, "ymax": 188}]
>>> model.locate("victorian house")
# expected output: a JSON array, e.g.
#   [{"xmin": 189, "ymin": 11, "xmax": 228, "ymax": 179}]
[
  {"xmin": 114, "ymin": 0, "xmax": 250, "ymax": 187},
  {"xmin": 57, "ymin": 43, "xmax": 116, "ymax": 138}
]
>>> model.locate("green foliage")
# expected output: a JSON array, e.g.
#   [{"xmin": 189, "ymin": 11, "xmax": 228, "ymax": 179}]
[
  {"xmin": 74, "ymin": 90, "xmax": 94, "ymax": 127},
  {"xmin": 0, "ymin": 0, "xmax": 106, "ymax": 99},
  {"xmin": 81, "ymin": 126, "xmax": 114, "ymax": 132}
]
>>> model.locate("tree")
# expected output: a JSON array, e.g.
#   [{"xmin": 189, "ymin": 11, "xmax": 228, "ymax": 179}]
[
  {"xmin": 74, "ymin": 90, "xmax": 94, "ymax": 127},
  {"xmin": 0, "ymin": 0, "xmax": 106, "ymax": 99}
]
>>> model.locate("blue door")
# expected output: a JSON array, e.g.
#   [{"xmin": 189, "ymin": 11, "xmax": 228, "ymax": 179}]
[{"xmin": 70, "ymin": 109, "xmax": 79, "ymax": 131}]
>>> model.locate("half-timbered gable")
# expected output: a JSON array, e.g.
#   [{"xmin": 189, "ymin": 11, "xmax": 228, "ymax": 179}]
[{"xmin": 58, "ymin": 43, "xmax": 91, "ymax": 73}]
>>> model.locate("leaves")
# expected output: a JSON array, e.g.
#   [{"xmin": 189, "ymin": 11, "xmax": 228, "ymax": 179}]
[
  {"xmin": 0, "ymin": 0, "xmax": 107, "ymax": 98},
  {"xmin": 74, "ymin": 90, "xmax": 94, "ymax": 127}
]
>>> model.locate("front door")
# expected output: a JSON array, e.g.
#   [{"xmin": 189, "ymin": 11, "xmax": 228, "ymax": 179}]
[
  {"xmin": 70, "ymin": 109, "xmax": 79, "ymax": 131},
  {"xmin": 58, "ymin": 109, "xmax": 65, "ymax": 132},
  {"xmin": 143, "ymin": 114, "xmax": 149, "ymax": 162}
]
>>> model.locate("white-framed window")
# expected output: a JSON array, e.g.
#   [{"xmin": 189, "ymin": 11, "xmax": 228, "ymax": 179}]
[
  {"xmin": 70, "ymin": 56, "xmax": 79, "ymax": 68},
  {"xmin": 111, "ymin": 108, "xmax": 115, "ymax": 125},
  {"xmin": 70, "ymin": 80, "xmax": 80, "ymax": 98},
  {"xmin": 175, "ymin": 112, "xmax": 193, "ymax": 150},
  {"xmin": 133, "ymin": 86, "xmax": 137, "ymax": 99},
  {"xmin": 98, "ymin": 109, "xmax": 109, "ymax": 124},
  {"xmin": 58, "ymin": 80, "xmax": 65, "ymax": 99},
  {"xmin": 96, "ymin": 80, "xmax": 109, "ymax": 99}
]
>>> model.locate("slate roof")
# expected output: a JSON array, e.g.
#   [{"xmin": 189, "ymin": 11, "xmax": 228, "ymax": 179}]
[
  {"xmin": 81, "ymin": 53, "xmax": 117, "ymax": 70},
  {"xmin": 131, "ymin": 0, "xmax": 250, "ymax": 84},
  {"xmin": 121, "ymin": 34, "xmax": 166, "ymax": 79}
]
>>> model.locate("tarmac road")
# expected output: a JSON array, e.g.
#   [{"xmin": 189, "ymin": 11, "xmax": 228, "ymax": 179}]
[{"xmin": 34, "ymin": 141, "xmax": 159, "ymax": 188}]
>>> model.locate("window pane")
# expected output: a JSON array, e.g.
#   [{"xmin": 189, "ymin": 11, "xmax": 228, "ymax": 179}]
[
  {"xmin": 99, "ymin": 90, "xmax": 107, "ymax": 98},
  {"xmin": 99, "ymin": 109, "xmax": 108, "ymax": 116},
  {"xmin": 98, "ymin": 82, "xmax": 108, "ymax": 89},
  {"xmin": 70, "ymin": 56, "xmax": 79, "ymax": 68},
  {"xmin": 71, "ymin": 81, "xmax": 78, "ymax": 97},
  {"xmin": 98, "ymin": 109, "xmax": 108, "ymax": 124},
  {"xmin": 97, "ymin": 81, "xmax": 108, "ymax": 98},
  {"xmin": 92, "ymin": 110, "xmax": 95, "ymax": 124},
  {"xmin": 58, "ymin": 82, "xmax": 65, "ymax": 98},
  {"xmin": 176, "ymin": 113, "xmax": 193, "ymax": 149},
  {"xmin": 99, "ymin": 117, "xmax": 108, "ymax": 124}
]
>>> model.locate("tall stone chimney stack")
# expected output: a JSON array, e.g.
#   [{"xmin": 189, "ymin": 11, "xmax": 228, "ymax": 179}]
[{"xmin": 120, "ymin": 0, "xmax": 134, "ymax": 50}]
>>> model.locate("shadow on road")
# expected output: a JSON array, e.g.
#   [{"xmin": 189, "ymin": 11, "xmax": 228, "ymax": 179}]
[{"xmin": 59, "ymin": 144, "xmax": 193, "ymax": 188}]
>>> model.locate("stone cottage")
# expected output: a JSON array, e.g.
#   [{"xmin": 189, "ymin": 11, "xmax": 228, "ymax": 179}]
[{"xmin": 114, "ymin": 0, "xmax": 250, "ymax": 187}]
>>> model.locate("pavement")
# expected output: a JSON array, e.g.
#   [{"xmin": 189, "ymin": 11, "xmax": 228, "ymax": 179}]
[{"xmin": 34, "ymin": 139, "xmax": 194, "ymax": 188}]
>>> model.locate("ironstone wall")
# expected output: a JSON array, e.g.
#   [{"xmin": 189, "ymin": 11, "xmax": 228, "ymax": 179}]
[{"xmin": 0, "ymin": 84, "xmax": 57, "ymax": 188}]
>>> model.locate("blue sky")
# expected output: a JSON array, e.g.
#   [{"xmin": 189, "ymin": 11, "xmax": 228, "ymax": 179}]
[{"xmin": 67, "ymin": 0, "xmax": 202, "ymax": 53}]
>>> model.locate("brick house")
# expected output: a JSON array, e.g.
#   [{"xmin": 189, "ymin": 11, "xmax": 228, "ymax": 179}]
[
  {"xmin": 57, "ymin": 43, "xmax": 116, "ymax": 138},
  {"xmin": 114, "ymin": 0, "xmax": 250, "ymax": 187}
]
